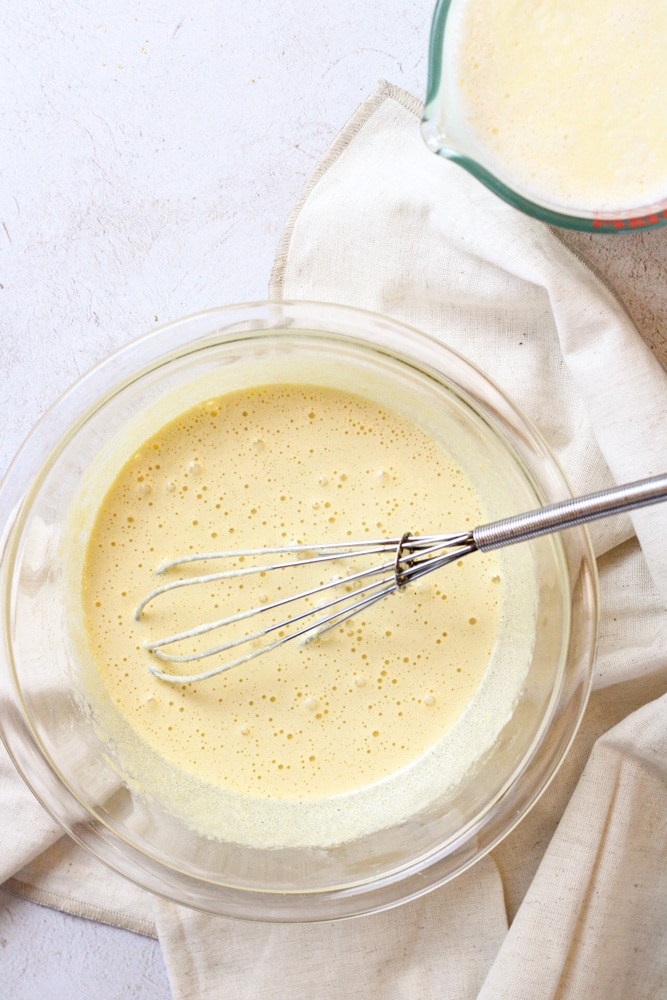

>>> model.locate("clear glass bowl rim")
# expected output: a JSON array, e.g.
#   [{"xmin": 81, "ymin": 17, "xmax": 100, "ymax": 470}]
[{"xmin": 0, "ymin": 300, "xmax": 598, "ymax": 921}]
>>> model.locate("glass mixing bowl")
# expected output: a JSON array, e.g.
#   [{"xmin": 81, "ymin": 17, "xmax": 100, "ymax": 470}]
[
  {"xmin": 0, "ymin": 301, "xmax": 597, "ymax": 921},
  {"xmin": 422, "ymin": 0, "xmax": 667, "ymax": 233}
]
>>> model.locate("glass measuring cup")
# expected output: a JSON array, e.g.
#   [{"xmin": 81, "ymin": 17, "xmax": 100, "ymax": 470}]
[{"xmin": 421, "ymin": 0, "xmax": 667, "ymax": 233}]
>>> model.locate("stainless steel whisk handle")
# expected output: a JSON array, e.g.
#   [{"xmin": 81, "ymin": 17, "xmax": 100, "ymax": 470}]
[{"xmin": 472, "ymin": 472, "xmax": 667, "ymax": 552}]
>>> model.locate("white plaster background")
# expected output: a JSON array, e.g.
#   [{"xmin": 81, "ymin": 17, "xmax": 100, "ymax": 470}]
[{"xmin": 1, "ymin": 1, "xmax": 666, "ymax": 996}]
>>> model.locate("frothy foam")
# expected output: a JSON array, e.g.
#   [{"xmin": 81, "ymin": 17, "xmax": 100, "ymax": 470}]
[{"xmin": 79, "ymin": 384, "xmax": 535, "ymax": 847}]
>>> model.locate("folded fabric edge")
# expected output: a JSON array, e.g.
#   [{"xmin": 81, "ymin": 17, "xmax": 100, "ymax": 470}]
[
  {"xmin": 550, "ymin": 229, "xmax": 642, "ymax": 342},
  {"xmin": 268, "ymin": 80, "xmax": 422, "ymax": 299},
  {"xmin": 4, "ymin": 877, "xmax": 158, "ymax": 939},
  {"xmin": 479, "ymin": 693, "xmax": 667, "ymax": 999}
]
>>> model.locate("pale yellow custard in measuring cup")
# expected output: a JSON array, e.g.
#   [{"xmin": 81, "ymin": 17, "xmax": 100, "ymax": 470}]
[
  {"xmin": 441, "ymin": 0, "xmax": 667, "ymax": 213},
  {"xmin": 80, "ymin": 384, "xmax": 532, "ymax": 848}
]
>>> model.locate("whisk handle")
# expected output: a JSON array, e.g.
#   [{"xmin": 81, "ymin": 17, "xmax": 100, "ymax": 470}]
[{"xmin": 472, "ymin": 472, "xmax": 667, "ymax": 551}]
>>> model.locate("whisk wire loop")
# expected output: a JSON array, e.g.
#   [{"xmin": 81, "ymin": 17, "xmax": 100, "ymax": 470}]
[
  {"xmin": 140, "ymin": 532, "xmax": 478, "ymax": 683},
  {"xmin": 136, "ymin": 472, "xmax": 667, "ymax": 685}
]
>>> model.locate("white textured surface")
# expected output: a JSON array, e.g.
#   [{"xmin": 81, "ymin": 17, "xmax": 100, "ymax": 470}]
[
  {"xmin": 1, "ymin": 1, "xmax": 666, "ymax": 997},
  {"xmin": 0, "ymin": 886, "xmax": 167, "ymax": 999},
  {"xmin": 0, "ymin": 0, "xmax": 431, "ymax": 481}
]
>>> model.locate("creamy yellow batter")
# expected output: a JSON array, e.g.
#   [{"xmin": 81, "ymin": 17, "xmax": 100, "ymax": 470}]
[
  {"xmin": 82, "ymin": 384, "xmax": 502, "ymax": 804},
  {"xmin": 442, "ymin": 0, "xmax": 667, "ymax": 212}
]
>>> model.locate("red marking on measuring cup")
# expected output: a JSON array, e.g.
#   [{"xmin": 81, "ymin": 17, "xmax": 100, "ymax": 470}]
[
  {"xmin": 593, "ymin": 219, "xmax": 625, "ymax": 230},
  {"xmin": 593, "ymin": 211, "xmax": 667, "ymax": 231}
]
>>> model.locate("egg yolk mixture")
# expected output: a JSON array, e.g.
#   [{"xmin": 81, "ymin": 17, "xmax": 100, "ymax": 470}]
[
  {"xmin": 82, "ymin": 384, "xmax": 502, "ymax": 802},
  {"xmin": 444, "ymin": 0, "xmax": 667, "ymax": 212}
]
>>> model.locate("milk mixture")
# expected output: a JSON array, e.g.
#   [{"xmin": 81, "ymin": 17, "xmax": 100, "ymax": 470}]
[
  {"xmin": 81, "ymin": 383, "xmax": 526, "ymax": 846},
  {"xmin": 442, "ymin": 0, "xmax": 667, "ymax": 212}
]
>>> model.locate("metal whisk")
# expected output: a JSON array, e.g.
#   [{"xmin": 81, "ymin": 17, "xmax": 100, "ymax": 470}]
[{"xmin": 136, "ymin": 472, "xmax": 667, "ymax": 684}]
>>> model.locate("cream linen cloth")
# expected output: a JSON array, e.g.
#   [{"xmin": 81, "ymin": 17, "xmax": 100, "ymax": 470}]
[{"xmin": 2, "ymin": 82, "xmax": 667, "ymax": 998}]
